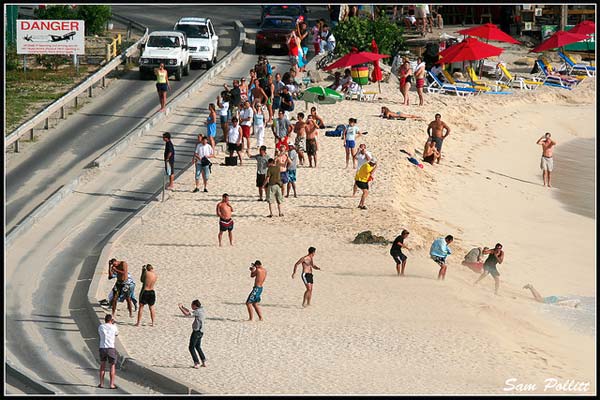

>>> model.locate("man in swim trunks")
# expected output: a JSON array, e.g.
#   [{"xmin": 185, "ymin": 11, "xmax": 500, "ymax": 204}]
[
  {"xmin": 422, "ymin": 138, "xmax": 440, "ymax": 165},
  {"xmin": 135, "ymin": 264, "xmax": 157, "ymax": 327},
  {"xmin": 292, "ymin": 246, "xmax": 321, "ymax": 307},
  {"xmin": 427, "ymin": 113, "xmax": 451, "ymax": 163},
  {"xmin": 390, "ymin": 230, "xmax": 411, "ymax": 276},
  {"xmin": 522, "ymin": 284, "xmax": 581, "ymax": 308},
  {"xmin": 473, "ymin": 243, "xmax": 505, "ymax": 295},
  {"xmin": 414, "ymin": 57, "xmax": 426, "ymax": 106},
  {"xmin": 263, "ymin": 158, "xmax": 284, "ymax": 217},
  {"xmin": 305, "ymin": 116, "xmax": 319, "ymax": 168},
  {"xmin": 246, "ymin": 260, "xmax": 267, "ymax": 321},
  {"xmin": 276, "ymin": 146, "xmax": 290, "ymax": 196},
  {"xmin": 429, "ymin": 235, "xmax": 453, "ymax": 280},
  {"xmin": 293, "ymin": 112, "xmax": 307, "ymax": 166},
  {"xmin": 536, "ymin": 132, "xmax": 557, "ymax": 187},
  {"xmin": 109, "ymin": 258, "xmax": 133, "ymax": 318},
  {"xmin": 216, "ymin": 193, "xmax": 234, "ymax": 246}
]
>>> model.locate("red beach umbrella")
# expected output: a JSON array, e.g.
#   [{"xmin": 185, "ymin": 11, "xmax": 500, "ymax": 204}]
[
  {"xmin": 323, "ymin": 51, "xmax": 390, "ymax": 71},
  {"xmin": 530, "ymin": 30, "xmax": 590, "ymax": 52},
  {"xmin": 568, "ymin": 20, "xmax": 596, "ymax": 35},
  {"xmin": 457, "ymin": 23, "xmax": 521, "ymax": 45},
  {"xmin": 437, "ymin": 37, "xmax": 504, "ymax": 64},
  {"xmin": 370, "ymin": 39, "xmax": 383, "ymax": 93}
]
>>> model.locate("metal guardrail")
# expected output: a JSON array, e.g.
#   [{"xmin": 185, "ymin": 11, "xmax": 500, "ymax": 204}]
[{"xmin": 5, "ymin": 13, "xmax": 148, "ymax": 152}]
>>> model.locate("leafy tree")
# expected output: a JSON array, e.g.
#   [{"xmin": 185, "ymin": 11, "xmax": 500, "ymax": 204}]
[
  {"xmin": 6, "ymin": 44, "xmax": 19, "ymax": 71},
  {"xmin": 35, "ymin": 5, "xmax": 111, "ymax": 36},
  {"xmin": 332, "ymin": 15, "xmax": 406, "ymax": 65}
]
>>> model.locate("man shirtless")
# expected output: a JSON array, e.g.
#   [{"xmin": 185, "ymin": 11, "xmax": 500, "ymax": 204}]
[
  {"xmin": 251, "ymin": 78, "xmax": 268, "ymax": 107},
  {"xmin": 276, "ymin": 146, "xmax": 290, "ymax": 196},
  {"xmin": 246, "ymin": 260, "xmax": 267, "ymax": 321},
  {"xmin": 414, "ymin": 57, "xmax": 426, "ymax": 106},
  {"xmin": 135, "ymin": 264, "xmax": 157, "ymax": 326},
  {"xmin": 422, "ymin": 139, "xmax": 440, "ymax": 165},
  {"xmin": 109, "ymin": 258, "xmax": 133, "ymax": 318},
  {"xmin": 292, "ymin": 247, "xmax": 321, "ymax": 307},
  {"xmin": 427, "ymin": 113, "xmax": 451, "ymax": 163},
  {"xmin": 310, "ymin": 107, "xmax": 325, "ymax": 129},
  {"xmin": 293, "ymin": 112, "xmax": 307, "ymax": 166},
  {"xmin": 216, "ymin": 193, "xmax": 234, "ymax": 246},
  {"xmin": 305, "ymin": 116, "xmax": 319, "ymax": 168},
  {"xmin": 536, "ymin": 132, "xmax": 557, "ymax": 187}
]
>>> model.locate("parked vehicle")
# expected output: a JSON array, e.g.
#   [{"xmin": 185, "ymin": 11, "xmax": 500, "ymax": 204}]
[
  {"xmin": 174, "ymin": 17, "xmax": 219, "ymax": 69},
  {"xmin": 256, "ymin": 16, "xmax": 296, "ymax": 55},
  {"xmin": 260, "ymin": 5, "xmax": 308, "ymax": 25},
  {"xmin": 139, "ymin": 30, "xmax": 192, "ymax": 81}
]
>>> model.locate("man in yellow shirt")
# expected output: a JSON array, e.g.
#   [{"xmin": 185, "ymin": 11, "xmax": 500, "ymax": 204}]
[{"xmin": 354, "ymin": 158, "xmax": 377, "ymax": 210}]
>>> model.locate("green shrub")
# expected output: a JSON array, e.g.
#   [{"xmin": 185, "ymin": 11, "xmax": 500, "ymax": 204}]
[
  {"xmin": 333, "ymin": 15, "xmax": 406, "ymax": 65},
  {"xmin": 35, "ymin": 54, "xmax": 71, "ymax": 70},
  {"xmin": 6, "ymin": 44, "xmax": 19, "ymax": 71},
  {"xmin": 35, "ymin": 5, "xmax": 112, "ymax": 36}
]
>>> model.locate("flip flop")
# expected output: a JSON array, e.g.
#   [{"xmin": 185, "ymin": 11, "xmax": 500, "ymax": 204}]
[
  {"xmin": 109, "ymin": 386, "xmax": 118, "ymax": 390},
  {"xmin": 97, "ymin": 384, "xmax": 104, "ymax": 388}
]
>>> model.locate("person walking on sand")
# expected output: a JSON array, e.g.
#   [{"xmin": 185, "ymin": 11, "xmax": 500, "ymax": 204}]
[
  {"xmin": 292, "ymin": 247, "xmax": 321, "ymax": 307},
  {"xmin": 390, "ymin": 230, "xmax": 411, "ymax": 276},
  {"xmin": 263, "ymin": 158, "xmax": 284, "ymax": 217},
  {"xmin": 246, "ymin": 260, "xmax": 267, "ymax": 321},
  {"xmin": 342, "ymin": 118, "xmax": 363, "ymax": 169},
  {"xmin": 163, "ymin": 132, "xmax": 175, "ymax": 190},
  {"xmin": 109, "ymin": 258, "xmax": 133, "ymax": 318},
  {"xmin": 427, "ymin": 113, "xmax": 450, "ymax": 163},
  {"xmin": 536, "ymin": 132, "xmax": 556, "ymax": 187},
  {"xmin": 192, "ymin": 135, "xmax": 214, "ymax": 193},
  {"xmin": 522, "ymin": 284, "xmax": 581, "ymax": 308},
  {"xmin": 414, "ymin": 57, "xmax": 426, "ymax": 106},
  {"xmin": 135, "ymin": 264, "xmax": 157, "ymax": 327},
  {"xmin": 355, "ymin": 158, "xmax": 377, "ymax": 210},
  {"xmin": 216, "ymin": 193, "xmax": 234, "ymax": 246},
  {"xmin": 473, "ymin": 243, "xmax": 505, "ymax": 295},
  {"xmin": 429, "ymin": 235, "xmax": 453, "ymax": 280},
  {"xmin": 178, "ymin": 300, "xmax": 207, "ymax": 368},
  {"xmin": 98, "ymin": 314, "xmax": 119, "ymax": 389},
  {"xmin": 154, "ymin": 63, "xmax": 170, "ymax": 112}
]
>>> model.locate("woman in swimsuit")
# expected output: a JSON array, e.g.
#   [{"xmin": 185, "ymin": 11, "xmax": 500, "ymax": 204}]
[
  {"xmin": 380, "ymin": 106, "xmax": 423, "ymax": 121},
  {"xmin": 399, "ymin": 60, "xmax": 413, "ymax": 106},
  {"xmin": 239, "ymin": 78, "xmax": 249, "ymax": 103},
  {"xmin": 206, "ymin": 103, "xmax": 217, "ymax": 150},
  {"xmin": 264, "ymin": 74, "xmax": 275, "ymax": 124}
]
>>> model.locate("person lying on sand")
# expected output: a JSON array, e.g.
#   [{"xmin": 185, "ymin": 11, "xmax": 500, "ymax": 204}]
[
  {"xmin": 523, "ymin": 284, "xmax": 581, "ymax": 308},
  {"xmin": 380, "ymin": 106, "xmax": 424, "ymax": 121}
]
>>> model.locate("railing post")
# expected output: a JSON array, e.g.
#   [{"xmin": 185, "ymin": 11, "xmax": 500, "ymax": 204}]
[
  {"xmin": 61, "ymin": 106, "xmax": 66, "ymax": 119},
  {"xmin": 15, "ymin": 139, "xmax": 20, "ymax": 153},
  {"xmin": 102, "ymin": 76, "xmax": 106, "ymax": 88},
  {"xmin": 88, "ymin": 85, "xmax": 93, "ymax": 97},
  {"xmin": 30, "ymin": 128, "xmax": 35, "ymax": 140},
  {"xmin": 117, "ymin": 33, "xmax": 122, "ymax": 45},
  {"xmin": 127, "ymin": 23, "xmax": 132, "ymax": 40},
  {"xmin": 45, "ymin": 117, "xmax": 49, "ymax": 129},
  {"xmin": 106, "ymin": 44, "xmax": 111, "ymax": 62},
  {"xmin": 112, "ymin": 40, "xmax": 117, "ymax": 57},
  {"xmin": 74, "ymin": 96, "xmax": 79, "ymax": 108}
]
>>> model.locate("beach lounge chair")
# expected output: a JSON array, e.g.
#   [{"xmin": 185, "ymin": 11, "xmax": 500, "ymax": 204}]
[
  {"xmin": 535, "ymin": 60, "xmax": 576, "ymax": 90},
  {"xmin": 540, "ymin": 56, "xmax": 585, "ymax": 82},
  {"xmin": 464, "ymin": 66, "xmax": 513, "ymax": 94},
  {"xmin": 441, "ymin": 69, "xmax": 482, "ymax": 89},
  {"xmin": 557, "ymin": 51, "xmax": 596, "ymax": 77},
  {"xmin": 496, "ymin": 63, "xmax": 543, "ymax": 90},
  {"xmin": 426, "ymin": 71, "xmax": 478, "ymax": 97}
]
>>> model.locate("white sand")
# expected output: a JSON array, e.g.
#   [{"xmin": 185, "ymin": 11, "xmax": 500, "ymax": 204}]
[{"xmin": 103, "ymin": 49, "xmax": 596, "ymax": 394}]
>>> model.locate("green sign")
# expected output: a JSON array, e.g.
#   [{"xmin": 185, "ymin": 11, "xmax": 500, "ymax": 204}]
[{"xmin": 541, "ymin": 24, "xmax": 595, "ymax": 51}]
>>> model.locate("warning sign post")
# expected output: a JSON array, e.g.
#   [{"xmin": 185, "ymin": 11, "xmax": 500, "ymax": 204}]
[{"xmin": 17, "ymin": 19, "xmax": 85, "ymax": 55}]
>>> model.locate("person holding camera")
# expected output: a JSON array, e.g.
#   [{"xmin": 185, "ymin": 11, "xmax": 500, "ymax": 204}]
[
  {"xmin": 473, "ymin": 243, "xmax": 505, "ymax": 295},
  {"xmin": 135, "ymin": 264, "xmax": 157, "ymax": 327},
  {"xmin": 192, "ymin": 135, "xmax": 214, "ymax": 193},
  {"xmin": 108, "ymin": 258, "xmax": 133, "ymax": 318},
  {"xmin": 246, "ymin": 260, "xmax": 267, "ymax": 321},
  {"xmin": 98, "ymin": 313, "xmax": 119, "ymax": 389},
  {"xmin": 178, "ymin": 300, "xmax": 207, "ymax": 368}
]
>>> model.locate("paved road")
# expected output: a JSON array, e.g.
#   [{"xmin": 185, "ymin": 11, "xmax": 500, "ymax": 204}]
[{"xmin": 6, "ymin": 5, "xmax": 264, "ymax": 232}]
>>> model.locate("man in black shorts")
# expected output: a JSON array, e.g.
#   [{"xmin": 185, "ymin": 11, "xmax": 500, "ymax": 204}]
[
  {"xmin": 253, "ymin": 146, "xmax": 269, "ymax": 201},
  {"xmin": 135, "ymin": 264, "xmax": 157, "ymax": 327},
  {"xmin": 163, "ymin": 132, "xmax": 175, "ymax": 189},
  {"xmin": 98, "ymin": 314, "xmax": 119, "ymax": 389},
  {"xmin": 390, "ymin": 229, "xmax": 411, "ymax": 276},
  {"xmin": 292, "ymin": 247, "xmax": 321, "ymax": 307}
]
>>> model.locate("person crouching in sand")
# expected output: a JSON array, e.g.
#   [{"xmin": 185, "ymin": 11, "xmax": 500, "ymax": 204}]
[
  {"xmin": 216, "ymin": 193, "xmax": 234, "ymax": 246},
  {"xmin": 422, "ymin": 138, "xmax": 440, "ymax": 165},
  {"xmin": 354, "ymin": 158, "xmax": 377, "ymax": 210},
  {"xmin": 473, "ymin": 243, "xmax": 504, "ymax": 295},
  {"xmin": 461, "ymin": 246, "xmax": 488, "ymax": 273},
  {"xmin": 246, "ymin": 260, "xmax": 267, "ymax": 321},
  {"xmin": 429, "ymin": 235, "xmax": 453, "ymax": 280}
]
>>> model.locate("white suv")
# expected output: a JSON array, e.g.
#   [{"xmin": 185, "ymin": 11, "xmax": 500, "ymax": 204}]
[
  {"xmin": 139, "ymin": 31, "xmax": 192, "ymax": 80},
  {"xmin": 174, "ymin": 17, "xmax": 219, "ymax": 69}
]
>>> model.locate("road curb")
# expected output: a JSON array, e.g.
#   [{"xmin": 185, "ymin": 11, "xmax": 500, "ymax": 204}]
[
  {"xmin": 84, "ymin": 20, "xmax": 248, "ymax": 395},
  {"xmin": 5, "ymin": 21, "xmax": 246, "ymax": 251},
  {"xmin": 6, "ymin": 360, "xmax": 55, "ymax": 394}
]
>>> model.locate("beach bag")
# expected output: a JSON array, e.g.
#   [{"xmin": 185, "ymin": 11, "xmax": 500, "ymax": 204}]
[{"xmin": 200, "ymin": 156, "xmax": 211, "ymax": 167}]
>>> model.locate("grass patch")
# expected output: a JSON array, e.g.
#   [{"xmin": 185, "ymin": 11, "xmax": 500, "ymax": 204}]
[{"xmin": 5, "ymin": 66, "xmax": 93, "ymax": 133}]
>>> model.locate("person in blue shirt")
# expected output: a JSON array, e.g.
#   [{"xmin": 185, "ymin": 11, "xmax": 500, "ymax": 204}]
[{"xmin": 429, "ymin": 235, "xmax": 453, "ymax": 280}]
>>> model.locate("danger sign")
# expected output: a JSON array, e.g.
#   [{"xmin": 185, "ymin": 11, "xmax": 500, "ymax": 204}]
[{"xmin": 17, "ymin": 19, "xmax": 85, "ymax": 55}]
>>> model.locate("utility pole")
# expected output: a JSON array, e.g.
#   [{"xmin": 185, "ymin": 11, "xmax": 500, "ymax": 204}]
[{"xmin": 560, "ymin": 5, "xmax": 568, "ymax": 31}]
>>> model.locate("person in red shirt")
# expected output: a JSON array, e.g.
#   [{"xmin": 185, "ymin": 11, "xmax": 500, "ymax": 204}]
[{"xmin": 288, "ymin": 30, "xmax": 300, "ymax": 69}]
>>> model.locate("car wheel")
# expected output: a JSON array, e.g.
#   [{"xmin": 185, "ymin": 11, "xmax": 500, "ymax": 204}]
[
  {"xmin": 206, "ymin": 57, "xmax": 214, "ymax": 69},
  {"xmin": 183, "ymin": 60, "xmax": 190, "ymax": 76},
  {"xmin": 174, "ymin": 65, "xmax": 182, "ymax": 81}
]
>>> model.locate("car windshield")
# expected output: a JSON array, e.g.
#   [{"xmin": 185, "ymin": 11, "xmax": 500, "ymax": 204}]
[
  {"xmin": 266, "ymin": 6, "xmax": 302, "ymax": 16},
  {"xmin": 148, "ymin": 35, "xmax": 181, "ymax": 48},
  {"xmin": 261, "ymin": 18, "xmax": 295, "ymax": 30},
  {"xmin": 175, "ymin": 24, "xmax": 209, "ymax": 39}
]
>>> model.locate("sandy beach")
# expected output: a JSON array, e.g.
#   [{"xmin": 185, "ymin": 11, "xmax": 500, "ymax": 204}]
[{"xmin": 101, "ymin": 39, "xmax": 596, "ymax": 394}]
